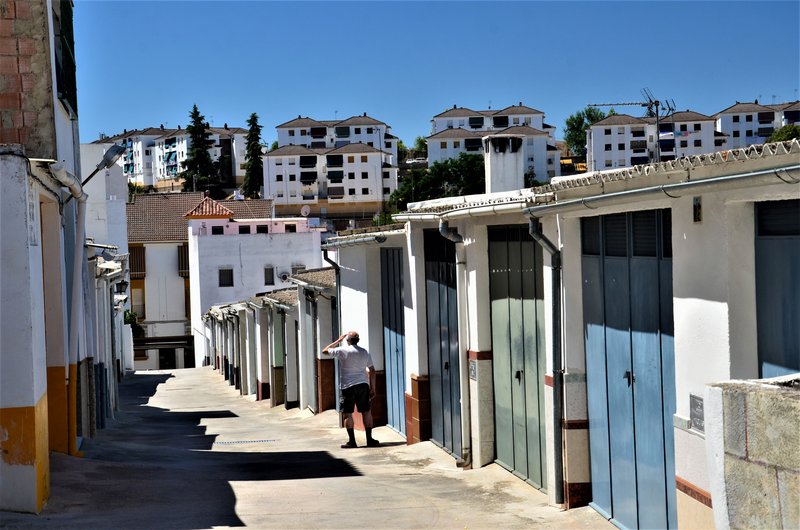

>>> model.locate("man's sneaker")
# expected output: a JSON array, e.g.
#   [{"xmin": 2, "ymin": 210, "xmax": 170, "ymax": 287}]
[
  {"xmin": 341, "ymin": 441, "xmax": 358, "ymax": 449},
  {"xmin": 366, "ymin": 438, "xmax": 380, "ymax": 447}
]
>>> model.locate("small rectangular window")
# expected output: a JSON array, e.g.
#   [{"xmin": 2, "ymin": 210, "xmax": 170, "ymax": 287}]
[
  {"xmin": 354, "ymin": 128, "xmax": 361, "ymax": 134},
  {"xmin": 618, "ymin": 143, "xmax": 625, "ymax": 150},
  {"xmin": 383, "ymin": 171, "xmax": 390, "ymax": 179},
  {"xmin": 211, "ymin": 226, "xmax": 224, "ymax": 235},
  {"xmin": 366, "ymin": 127, "xmax": 373, "ymax": 134},
  {"xmin": 264, "ymin": 267, "xmax": 275, "ymax": 285},
  {"xmin": 361, "ymin": 155, "xmax": 368, "ymax": 163},
  {"xmin": 256, "ymin": 225, "xmax": 269, "ymax": 234},
  {"xmin": 276, "ymin": 159, "xmax": 283, "ymax": 166},
  {"xmin": 348, "ymin": 172, "xmax": 355, "ymax": 179},
  {"xmin": 694, "ymin": 139, "xmax": 701, "ymax": 147},
  {"xmin": 454, "ymin": 141, "xmax": 460, "ymax": 148},
  {"xmin": 238, "ymin": 225, "xmax": 251, "ymax": 234},
  {"xmin": 605, "ymin": 144, "xmax": 612, "ymax": 151},
  {"xmin": 440, "ymin": 141, "xmax": 447, "ymax": 148},
  {"xmin": 680, "ymin": 124, "xmax": 688, "ymax": 132},
  {"xmin": 218, "ymin": 268, "xmax": 234, "ymax": 287},
  {"xmin": 348, "ymin": 189, "xmax": 356, "ymax": 195},
  {"xmin": 276, "ymin": 174, "xmax": 283, "ymax": 182},
  {"xmin": 348, "ymin": 155, "xmax": 355, "ymax": 163},
  {"xmin": 289, "ymin": 174, "xmax": 296, "ymax": 181},
  {"xmin": 745, "ymin": 115, "xmax": 753, "ymax": 122},
  {"xmin": 618, "ymin": 127, "xmax": 624, "ymax": 134},
  {"xmin": 604, "ymin": 128, "xmax": 611, "ymax": 135},
  {"xmin": 680, "ymin": 140, "xmax": 688, "ymax": 148},
  {"xmin": 733, "ymin": 131, "xmax": 740, "ymax": 137},
  {"xmin": 285, "ymin": 223, "xmax": 296, "ymax": 233},
  {"xmin": 362, "ymin": 187, "xmax": 369, "ymax": 195},
  {"xmin": 361, "ymin": 172, "xmax": 368, "ymax": 179},
  {"xmin": 383, "ymin": 187, "xmax": 390, "ymax": 195},
  {"xmin": 733, "ymin": 116, "xmax": 740, "ymax": 123},
  {"xmin": 694, "ymin": 123, "xmax": 701, "ymax": 131},
  {"xmin": 746, "ymin": 130, "xmax": 753, "ymax": 137}
]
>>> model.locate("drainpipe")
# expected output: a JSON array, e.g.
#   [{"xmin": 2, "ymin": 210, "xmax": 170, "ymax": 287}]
[
  {"xmin": 528, "ymin": 217, "xmax": 564, "ymax": 505},
  {"xmin": 49, "ymin": 162, "xmax": 88, "ymax": 455},
  {"xmin": 439, "ymin": 220, "xmax": 472, "ymax": 469},
  {"xmin": 322, "ymin": 249, "xmax": 341, "ymax": 332}
]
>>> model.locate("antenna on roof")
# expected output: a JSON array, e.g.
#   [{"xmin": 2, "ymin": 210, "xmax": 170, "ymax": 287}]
[{"xmin": 588, "ymin": 87, "xmax": 675, "ymax": 164}]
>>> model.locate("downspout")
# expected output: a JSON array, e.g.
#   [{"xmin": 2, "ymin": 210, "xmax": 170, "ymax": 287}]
[
  {"xmin": 528, "ymin": 217, "xmax": 564, "ymax": 505},
  {"xmin": 49, "ymin": 162, "xmax": 88, "ymax": 455},
  {"xmin": 323, "ymin": 249, "xmax": 342, "ymax": 422},
  {"xmin": 439, "ymin": 220, "xmax": 472, "ymax": 469}
]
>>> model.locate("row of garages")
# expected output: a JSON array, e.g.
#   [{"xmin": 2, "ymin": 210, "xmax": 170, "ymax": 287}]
[{"xmin": 199, "ymin": 140, "xmax": 799, "ymax": 530}]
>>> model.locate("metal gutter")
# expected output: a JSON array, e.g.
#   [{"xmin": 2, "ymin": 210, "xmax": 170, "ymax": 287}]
[
  {"xmin": 321, "ymin": 234, "xmax": 388, "ymax": 249},
  {"xmin": 524, "ymin": 165, "xmax": 800, "ymax": 217}
]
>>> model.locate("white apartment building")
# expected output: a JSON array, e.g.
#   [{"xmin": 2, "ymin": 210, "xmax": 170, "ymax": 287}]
[
  {"xmin": 153, "ymin": 125, "xmax": 248, "ymax": 190},
  {"xmin": 95, "ymin": 126, "xmax": 176, "ymax": 187},
  {"xmin": 427, "ymin": 103, "xmax": 561, "ymax": 179},
  {"xmin": 264, "ymin": 142, "xmax": 399, "ymax": 219},
  {"xmin": 586, "ymin": 111, "xmax": 722, "ymax": 171},
  {"xmin": 186, "ymin": 196, "xmax": 325, "ymax": 367},
  {"xmin": 276, "ymin": 113, "xmax": 399, "ymax": 162},
  {"xmin": 715, "ymin": 100, "xmax": 798, "ymax": 149}
]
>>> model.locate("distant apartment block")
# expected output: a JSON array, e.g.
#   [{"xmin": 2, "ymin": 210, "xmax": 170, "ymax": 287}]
[
  {"xmin": 427, "ymin": 103, "xmax": 561, "ymax": 180},
  {"xmin": 95, "ymin": 124, "xmax": 247, "ymax": 190},
  {"xmin": 586, "ymin": 111, "xmax": 721, "ymax": 171},
  {"xmin": 265, "ymin": 114, "xmax": 399, "ymax": 220},
  {"xmin": 715, "ymin": 101, "xmax": 799, "ymax": 149}
]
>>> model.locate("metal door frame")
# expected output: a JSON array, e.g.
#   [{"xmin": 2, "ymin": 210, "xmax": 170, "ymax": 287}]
[{"xmin": 381, "ymin": 247, "xmax": 407, "ymax": 435}]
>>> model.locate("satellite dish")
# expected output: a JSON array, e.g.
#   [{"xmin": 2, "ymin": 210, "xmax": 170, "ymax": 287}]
[{"xmin": 300, "ymin": 205, "xmax": 311, "ymax": 217}]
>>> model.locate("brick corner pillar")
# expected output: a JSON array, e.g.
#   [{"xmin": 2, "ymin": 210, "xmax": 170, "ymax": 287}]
[{"xmin": 0, "ymin": 144, "xmax": 51, "ymax": 513}]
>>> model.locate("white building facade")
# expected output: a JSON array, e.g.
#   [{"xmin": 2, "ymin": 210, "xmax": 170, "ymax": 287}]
[
  {"xmin": 264, "ymin": 142, "xmax": 398, "ymax": 219},
  {"xmin": 186, "ymin": 196, "xmax": 325, "ymax": 367},
  {"xmin": 427, "ymin": 103, "xmax": 561, "ymax": 179},
  {"xmin": 714, "ymin": 101, "xmax": 795, "ymax": 149}
]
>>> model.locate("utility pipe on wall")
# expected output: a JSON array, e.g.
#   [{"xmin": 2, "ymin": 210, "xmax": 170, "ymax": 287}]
[
  {"xmin": 49, "ymin": 161, "xmax": 88, "ymax": 455},
  {"xmin": 528, "ymin": 217, "xmax": 565, "ymax": 506},
  {"xmin": 438, "ymin": 220, "xmax": 472, "ymax": 469}
]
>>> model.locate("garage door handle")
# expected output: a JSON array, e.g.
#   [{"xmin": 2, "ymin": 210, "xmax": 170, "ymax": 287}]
[
  {"xmin": 623, "ymin": 370, "xmax": 635, "ymax": 386},
  {"xmin": 444, "ymin": 361, "xmax": 449, "ymax": 371},
  {"xmin": 515, "ymin": 370, "xmax": 523, "ymax": 381}
]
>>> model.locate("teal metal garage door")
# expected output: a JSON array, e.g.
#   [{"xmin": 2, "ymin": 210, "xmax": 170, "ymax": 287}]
[{"xmin": 488, "ymin": 225, "xmax": 547, "ymax": 490}]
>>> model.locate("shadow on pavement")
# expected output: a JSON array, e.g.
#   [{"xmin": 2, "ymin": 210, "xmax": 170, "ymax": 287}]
[{"xmin": 7, "ymin": 372, "xmax": 360, "ymax": 529}]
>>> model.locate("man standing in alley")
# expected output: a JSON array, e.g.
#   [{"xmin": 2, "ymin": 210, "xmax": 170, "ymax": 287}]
[{"xmin": 322, "ymin": 331, "xmax": 380, "ymax": 448}]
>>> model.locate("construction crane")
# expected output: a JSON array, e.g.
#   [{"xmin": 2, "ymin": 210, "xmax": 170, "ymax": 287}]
[{"xmin": 588, "ymin": 88, "xmax": 675, "ymax": 162}]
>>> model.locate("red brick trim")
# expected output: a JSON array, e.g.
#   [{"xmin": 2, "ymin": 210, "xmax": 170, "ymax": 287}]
[
  {"xmin": 544, "ymin": 374, "xmax": 554, "ymax": 387},
  {"xmin": 468, "ymin": 350, "xmax": 492, "ymax": 361},
  {"xmin": 676, "ymin": 476, "xmax": 713, "ymax": 508},
  {"xmin": 564, "ymin": 419, "xmax": 589, "ymax": 430}
]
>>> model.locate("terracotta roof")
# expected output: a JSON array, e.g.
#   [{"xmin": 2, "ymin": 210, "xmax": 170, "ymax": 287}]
[
  {"xmin": 265, "ymin": 145, "xmax": 317, "ymax": 157},
  {"xmin": 433, "ymin": 106, "xmax": 485, "ymax": 119},
  {"xmin": 335, "ymin": 115, "xmax": 386, "ymax": 127},
  {"xmin": 127, "ymin": 192, "xmax": 204, "ymax": 243},
  {"xmin": 427, "ymin": 128, "xmax": 486, "ymax": 139},
  {"xmin": 491, "ymin": 125, "xmax": 548, "ymax": 136},
  {"xmin": 494, "ymin": 104, "xmax": 544, "ymax": 115},
  {"xmin": 289, "ymin": 267, "xmax": 336, "ymax": 290},
  {"xmin": 716, "ymin": 101, "xmax": 776, "ymax": 115},
  {"xmin": 665, "ymin": 110, "xmax": 714, "ymax": 122},
  {"xmin": 591, "ymin": 114, "xmax": 648, "ymax": 127},
  {"xmin": 276, "ymin": 116, "xmax": 328, "ymax": 129},
  {"xmin": 262, "ymin": 288, "xmax": 298, "ymax": 307},
  {"xmin": 780, "ymin": 101, "xmax": 800, "ymax": 112},
  {"xmin": 326, "ymin": 143, "xmax": 384, "ymax": 155},
  {"xmin": 219, "ymin": 199, "xmax": 274, "ymax": 219},
  {"xmin": 184, "ymin": 197, "xmax": 234, "ymax": 219}
]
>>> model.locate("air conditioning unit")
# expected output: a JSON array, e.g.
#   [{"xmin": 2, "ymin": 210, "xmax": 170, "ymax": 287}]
[{"xmin": 279, "ymin": 271, "xmax": 290, "ymax": 282}]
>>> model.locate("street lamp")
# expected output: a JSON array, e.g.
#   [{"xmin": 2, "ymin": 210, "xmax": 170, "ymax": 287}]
[
  {"xmin": 115, "ymin": 279, "xmax": 129, "ymax": 294},
  {"xmin": 65, "ymin": 144, "xmax": 126, "ymax": 203}
]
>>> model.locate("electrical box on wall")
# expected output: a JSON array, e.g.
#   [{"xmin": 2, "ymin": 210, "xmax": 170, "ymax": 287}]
[{"xmin": 693, "ymin": 196, "xmax": 702, "ymax": 222}]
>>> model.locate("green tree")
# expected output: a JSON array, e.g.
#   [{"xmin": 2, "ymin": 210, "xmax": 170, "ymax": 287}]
[
  {"xmin": 389, "ymin": 153, "xmax": 484, "ymax": 210},
  {"xmin": 563, "ymin": 106, "xmax": 606, "ymax": 157},
  {"xmin": 241, "ymin": 112, "xmax": 264, "ymax": 198},
  {"xmin": 768, "ymin": 124, "xmax": 800, "ymax": 142},
  {"xmin": 270, "ymin": 140, "xmax": 279, "ymax": 151},
  {"xmin": 397, "ymin": 140, "xmax": 408, "ymax": 163},
  {"xmin": 180, "ymin": 104, "xmax": 216, "ymax": 193},
  {"xmin": 413, "ymin": 136, "xmax": 428, "ymax": 158}
]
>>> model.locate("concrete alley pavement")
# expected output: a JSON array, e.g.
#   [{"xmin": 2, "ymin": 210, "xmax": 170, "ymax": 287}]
[{"xmin": 0, "ymin": 368, "xmax": 608, "ymax": 529}]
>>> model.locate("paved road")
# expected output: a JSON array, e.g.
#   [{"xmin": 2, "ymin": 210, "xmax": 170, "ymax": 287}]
[{"xmin": 1, "ymin": 368, "xmax": 608, "ymax": 529}]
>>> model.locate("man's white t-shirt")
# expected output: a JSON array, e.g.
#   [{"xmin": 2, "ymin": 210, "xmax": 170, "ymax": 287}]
[{"xmin": 327, "ymin": 344, "xmax": 374, "ymax": 389}]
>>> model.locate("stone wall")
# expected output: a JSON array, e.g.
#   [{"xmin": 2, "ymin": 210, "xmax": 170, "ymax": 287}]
[{"xmin": 706, "ymin": 376, "xmax": 800, "ymax": 529}]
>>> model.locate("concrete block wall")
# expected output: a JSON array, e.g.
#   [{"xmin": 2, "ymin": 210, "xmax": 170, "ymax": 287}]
[{"xmin": 706, "ymin": 376, "xmax": 800, "ymax": 529}]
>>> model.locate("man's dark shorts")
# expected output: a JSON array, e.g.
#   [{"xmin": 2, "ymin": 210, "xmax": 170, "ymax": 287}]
[{"xmin": 340, "ymin": 383, "xmax": 371, "ymax": 414}]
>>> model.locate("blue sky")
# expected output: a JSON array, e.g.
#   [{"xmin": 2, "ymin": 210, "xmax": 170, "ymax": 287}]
[{"xmin": 75, "ymin": 1, "xmax": 800, "ymax": 145}]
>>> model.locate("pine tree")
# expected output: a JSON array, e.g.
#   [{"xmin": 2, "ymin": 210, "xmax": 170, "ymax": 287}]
[
  {"xmin": 180, "ymin": 104, "xmax": 216, "ymax": 192},
  {"xmin": 242, "ymin": 112, "xmax": 264, "ymax": 198}
]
